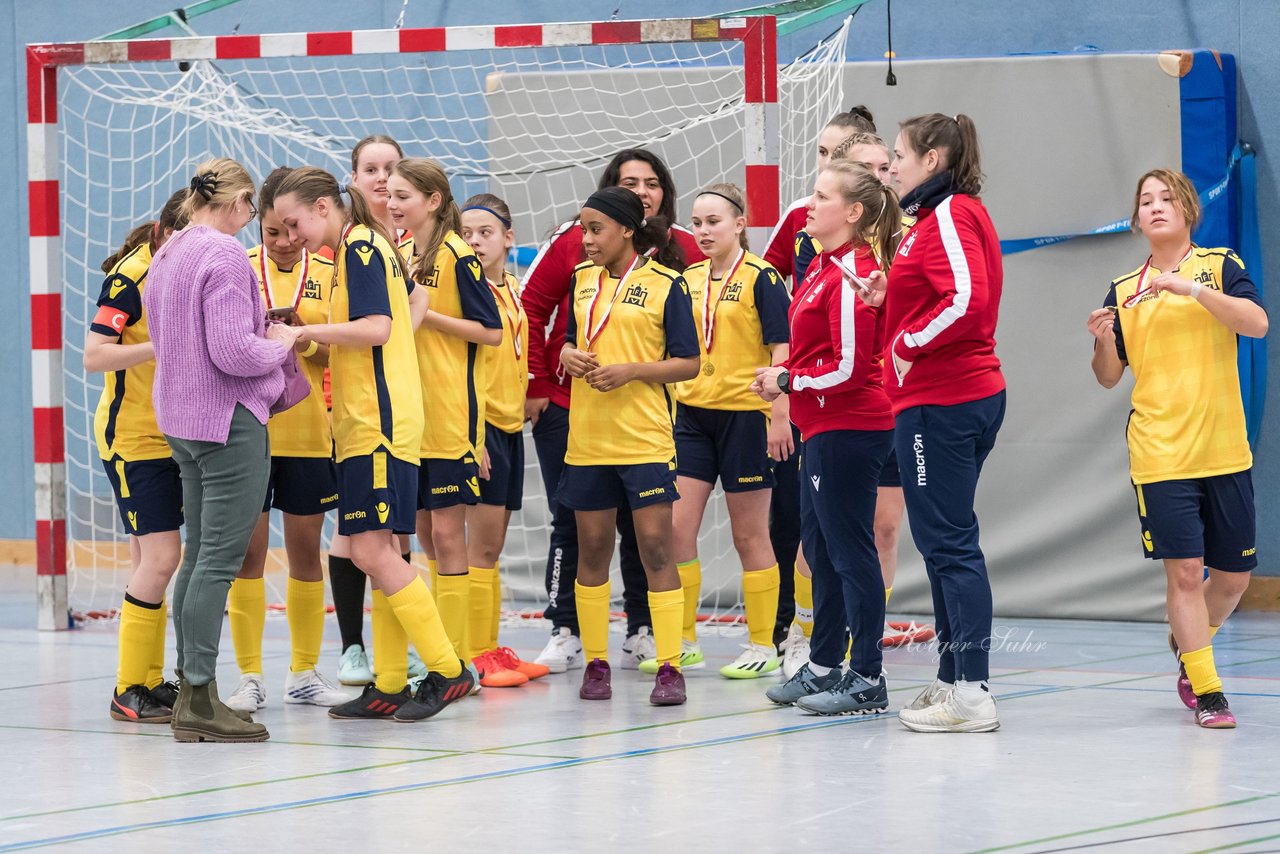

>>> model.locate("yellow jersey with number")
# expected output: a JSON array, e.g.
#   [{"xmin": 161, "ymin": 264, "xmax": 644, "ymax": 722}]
[
  {"xmin": 1106, "ymin": 246, "xmax": 1261, "ymax": 484},
  {"xmin": 676, "ymin": 252, "xmax": 789, "ymax": 412},
  {"xmin": 564, "ymin": 258, "xmax": 700, "ymax": 466},
  {"xmin": 91, "ymin": 243, "xmax": 171, "ymax": 462},
  {"xmin": 329, "ymin": 225, "xmax": 422, "ymax": 465},
  {"xmin": 248, "ymin": 246, "xmax": 334, "ymax": 458},
  {"xmin": 482, "ymin": 270, "xmax": 529, "ymax": 434}
]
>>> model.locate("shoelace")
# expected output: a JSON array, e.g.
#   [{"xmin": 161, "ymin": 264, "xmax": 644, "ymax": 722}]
[{"xmin": 494, "ymin": 647, "xmax": 523, "ymax": 670}]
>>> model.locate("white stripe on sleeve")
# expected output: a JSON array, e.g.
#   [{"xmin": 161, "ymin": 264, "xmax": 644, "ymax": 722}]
[
  {"xmin": 792, "ymin": 275, "xmax": 856, "ymax": 393},
  {"xmin": 902, "ymin": 195, "xmax": 971, "ymax": 350}
]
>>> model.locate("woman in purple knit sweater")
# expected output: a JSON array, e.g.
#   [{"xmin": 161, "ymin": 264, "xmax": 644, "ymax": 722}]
[{"xmin": 143, "ymin": 157, "xmax": 301, "ymax": 743}]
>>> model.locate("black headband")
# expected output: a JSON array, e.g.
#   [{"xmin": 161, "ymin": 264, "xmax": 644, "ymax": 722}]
[
  {"xmin": 582, "ymin": 188, "xmax": 644, "ymax": 233},
  {"xmin": 697, "ymin": 190, "xmax": 744, "ymax": 213},
  {"xmin": 190, "ymin": 172, "xmax": 218, "ymax": 201},
  {"xmin": 463, "ymin": 205, "xmax": 512, "ymax": 228}
]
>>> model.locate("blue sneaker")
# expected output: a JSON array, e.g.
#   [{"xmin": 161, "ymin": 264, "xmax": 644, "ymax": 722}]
[
  {"xmin": 765, "ymin": 662, "xmax": 841, "ymax": 706},
  {"xmin": 795, "ymin": 670, "xmax": 888, "ymax": 716}
]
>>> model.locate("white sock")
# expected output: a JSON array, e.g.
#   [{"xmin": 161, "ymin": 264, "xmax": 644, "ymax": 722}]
[
  {"xmin": 954, "ymin": 680, "xmax": 990, "ymax": 702},
  {"xmin": 807, "ymin": 661, "xmax": 833, "ymax": 677}
]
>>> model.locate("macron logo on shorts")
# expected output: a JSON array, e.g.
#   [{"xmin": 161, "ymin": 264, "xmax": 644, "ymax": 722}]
[
  {"xmin": 913, "ymin": 434, "xmax": 927, "ymax": 487},
  {"xmin": 810, "ymin": 475, "xmax": 821, "ymax": 492}
]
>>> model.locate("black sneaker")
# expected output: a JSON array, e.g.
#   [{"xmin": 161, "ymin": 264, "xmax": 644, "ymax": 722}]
[
  {"xmin": 328, "ymin": 683, "xmax": 411, "ymax": 720},
  {"xmin": 110, "ymin": 685, "xmax": 173, "ymax": 723},
  {"xmin": 394, "ymin": 661, "xmax": 476, "ymax": 722},
  {"xmin": 150, "ymin": 680, "xmax": 179, "ymax": 710}
]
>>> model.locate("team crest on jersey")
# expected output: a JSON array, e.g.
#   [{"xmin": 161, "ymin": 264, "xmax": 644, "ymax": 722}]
[
  {"xmin": 1194, "ymin": 269, "xmax": 1217, "ymax": 287},
  {"xmin": 425, "ymin": 271, "xmax": 439, "ymax": 289},
  {"xmin": 622, "ymin": 283, "xmax": 649, "ymax": 307},
  {"xmin": 898, "ymin": 232, "xmax": 918, "ymax": 258},
  {"xmin": 303, "ymin": 279, "xmax": 322, "ymax": 300},
  {"xmin": 722, "ymin": 282, "xmax": 743, "ymax": 302}
]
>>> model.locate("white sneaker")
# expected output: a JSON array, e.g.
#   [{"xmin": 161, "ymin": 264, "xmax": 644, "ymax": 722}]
[
  {"xmin": 899, "ymin": 684, "xmax": 999, "ymax": 732},
  {"xmin": 620, "ymin": 626, "xmax": 657, "ymax": 670},
  {"xmin": 720, "ymin": 643, "xmax": 781, "ymax": 679},
  {"xmin": 225, "ymin": 673, "xmax": 267, "ymax": 712},
  {"xmin": 283, "ymin": 668, "xmax": 348, "ymax": 707},
  {"xmin": 534, "ymin": 627, "xmax": 584, "ymax": 673},
  {"xmin": 779, "ymin": 623, "xmax": 811, "ymax": 680},
  {"xmin": 337, "ymin": 645, "xmax": 373, "ymax": 686},
  {"xmin": 905, "ymin": 678, "xmax": 952, "ymax": 711}
]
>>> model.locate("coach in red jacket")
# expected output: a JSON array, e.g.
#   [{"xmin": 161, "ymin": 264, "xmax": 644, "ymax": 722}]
[{"xmin": 862, "ymin": 114, "xmax": 1006, "ymax": 734}]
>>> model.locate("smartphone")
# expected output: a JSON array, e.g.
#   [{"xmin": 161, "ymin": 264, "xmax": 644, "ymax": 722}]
[
  {"xmin": 834, "ymin": 255, "xmax": 872, "ymax": 294},
  {"xmin": 267, "ymin": 306, "xmax": 299, "ymax": 324}
]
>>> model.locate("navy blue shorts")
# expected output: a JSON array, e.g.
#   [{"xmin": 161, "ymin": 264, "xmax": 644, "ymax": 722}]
[
  {"xmin": 675, "ymin": 404, "xmax": 775, "ymax": 492},
  {"xmin": 263, "ymin": 456, "xmax": 339, "ymax": 516},
  {"xmin": 878, "ymin": 448, "xmax": 901, "ymax": 488},
  {"xmin": 479, "ymin": 423, "xmax": 524, "ymax": 511},
  {"xmin": 558, "ymin": 462, "xmax": 678, "ymax": 511},
  {"xmin": 1134, "ymin": 470, "xmax": 1257, "ymax": 572},
  {"xmin": 418, "ymin": 453, "xmax": 481, "ymax": 510},
  {"xmin": 102, "ymin": 456, "xmax": 184, "ymax": 536},
  {"xmin": 337, "ymin": 449, "xmax": 418, "ymax": 536}
]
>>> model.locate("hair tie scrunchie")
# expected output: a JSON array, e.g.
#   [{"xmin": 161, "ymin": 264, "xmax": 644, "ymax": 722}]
[
  {"xmin": 338, "ymin": 184, "xmax": 350, "ymax": 196},
  {"xmin": 189, "ymin": 172, "xmax": 218, "ymax": 201}
]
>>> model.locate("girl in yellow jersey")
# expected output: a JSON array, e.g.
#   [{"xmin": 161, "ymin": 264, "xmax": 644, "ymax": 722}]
[
  {"xmin": 559, "ymin": 187, "xmax": 700, "ymax": 706},
  {"xmin": 275, "ymin": 167, "xmax": 476, "ymax": 721},
  {"xmin": 385, "ymin": 159, "xmax": 503, "ymax": 668},
  {"xmin": 666, "ymin": 183, "xmax": 791, "ymax": 681},
  {"xmin": 88, "ymin": 190, "xmax": 187, "ymax": 724},
  {"xmin": 1089, "ymin": 168, "xmax": 1267, "ymax": 729},
  {"xmin": 457, "ymin": 193, "xmax": 551, "ymax": 688},
  {"xmin": 222, "ymin": 167, "xmax": 345, "ymax": 713}
]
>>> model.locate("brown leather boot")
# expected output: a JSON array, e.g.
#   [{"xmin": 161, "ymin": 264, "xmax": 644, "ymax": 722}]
[
  {"xmin": 168, "ymin": 676, "xmax": 253, "ymax": 726},
  {"xmin": 172, "ymin": 678, "xmax": 269, "ymax": 743}
]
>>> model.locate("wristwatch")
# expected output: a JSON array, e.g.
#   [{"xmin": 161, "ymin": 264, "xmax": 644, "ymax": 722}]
[{"xmin": 777, "ymin": 369, "xmax": 791, "ymax": 394}]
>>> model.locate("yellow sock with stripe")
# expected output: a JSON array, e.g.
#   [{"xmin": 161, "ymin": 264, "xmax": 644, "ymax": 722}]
[
  {"xmin": 287, "ymin": 577, "xmax": 326, "ymax": 673},
  {"xmin": 575, "ymin": 579, "xmax": 611, "ymax": 662},
  {"xmin": 743, "ymin": 564, "xmax": 780, "ymax": 648},
  {"xmin": 489, "ymin": 562, "xmax": 501, "ymax": 650},
  {"xmin": 1210, "ymin": 624, "xmax": 1221, "ymax": 639},
  {"xmin": 227, "ymin": 577, "xmax": 265, "ymax": 675},
  {"xmin": 435, "ymin": 572, "xmax": 471, "ymax": 660},
  {"xmin": 676, "ymin": 559, "xmax": 701, "ymax": 643},
  {"xmin": 145, "ymin": 599, "xmax": 167, "ymax": 689},
  {"xmin": 372, "ymin": 589, "xmax": 409, "ymax": 693},
  {"xmin": 116, "ymin": 594, "xmax": 163, "ymax": 695},
  {"xmin": 649, "ymin": 588, "xmax": 685, "ymax": 670},
  {"xmin": 1180, "ymin": 645, "xmax": 1223, "ymax": 695},
  {"xmin": 885, "ymin": 586, "xmax": 893, "ymax": 606},
  {"xmin": 468, "ymin": 565, "xmax": 496, "ymax": 659},
  {"xmin": 389, "ymin": 576, "xmax": 462, "ymax": 677},
  {"xmin": 428, "ymin": 559, "xmax": 439, "ymax": 597},
  {"xmin": 794, "ymin": 570, "xmax": 814, "ymax": 639}
]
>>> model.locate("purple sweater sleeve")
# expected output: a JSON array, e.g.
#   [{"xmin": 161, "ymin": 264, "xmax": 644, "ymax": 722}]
[{"xmin": 201, "ymin": 244, "xmax": 288, "ymax": 377}]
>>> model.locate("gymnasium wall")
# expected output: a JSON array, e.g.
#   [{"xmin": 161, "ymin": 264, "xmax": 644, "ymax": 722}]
[{"xmin": 4, "ymin": 1, "xmax": 1279, "ymax": 594}]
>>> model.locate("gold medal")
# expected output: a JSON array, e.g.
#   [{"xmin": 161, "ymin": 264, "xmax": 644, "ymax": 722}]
[{"xmin": 702, "ymin": 361, "xmax": 716, "ymax": 376}]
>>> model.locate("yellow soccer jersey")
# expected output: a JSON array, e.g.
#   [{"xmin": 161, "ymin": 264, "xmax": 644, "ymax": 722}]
[
  {"xmin": 248, "ymin": 246, "xmax": 335, "ymax": 458},
  {"xmin": 564, "ymin": 257, "xmax": 700, "ymax": 466},
  {"xmin": 329, "ymin": 224, "xmax": 423, "ymax": 465},
  {"xmin": 482, "ymin": 270, "xmax": 529, "ymax": 434},
  {"xmin": 413, "ymin": 230, "xmax": 503, "ymax": 459},
  {"xmin": 91, "ymin": 242, "xmax": 170, "ymax": 462},
  {"xmin": 676, "ymin": 252, "xmax": 789, "ymax": 412},
  {"xmin": 1105, "ymin": 246, "xmax": 1262, "ymax": 484}
]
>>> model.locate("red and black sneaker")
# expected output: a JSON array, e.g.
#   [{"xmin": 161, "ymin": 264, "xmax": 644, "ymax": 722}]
[
  {"xmin": 150, "ymin": 680, "xmax": 179, "ymax": 710},
  {"xmin": 393, "ymin": 661, "xmax": 476, "ymax": 722},
  {"xmin": 110, "ymin": 685, "xmax": 173, "ymax": 723},
  {"xmin": 328, "ymin": 683, "xmax": 410, "ymax": 720}
]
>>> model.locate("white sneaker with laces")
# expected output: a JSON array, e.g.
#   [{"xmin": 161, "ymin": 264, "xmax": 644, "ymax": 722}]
[
  {"xmin": 905, "ymin": 678, "xmax": 953, "ymax": 711},
  {"xmin": 337, "ymin": 645, "xmax": 373, "ymax": 686},
  {"xmin": 899, "ymin": 683, "xmax": 998, "ymax": 733},
  {"xmin": 225, "ymin": 673, "xmax": 267, "ymax": 712},
  {"xmin": 720, "ymin": 643, "xmax": 781, "ymax": 679},
  {"xmin": 534, "ymin": 627, "xmax": 584, "ymax": 673},
  {"xmin": 283, "ymin": 668, "xmax": 349, "ymax": 707},
  {"xmin": 779, "ymin": 623, "xmax": 811, "ymax": 680},
  {"xmin": 620, "ymin": 626, "xmax": 657, "ymax": 670}
]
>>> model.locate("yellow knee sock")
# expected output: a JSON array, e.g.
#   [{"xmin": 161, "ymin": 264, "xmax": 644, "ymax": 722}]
[
  {"xmin": 1181, "ymin": 645, "xmax": 1223, "ymax": 696},
  {"xmin": 287, "ymin": 577, "xmax": 326, "ymax": 673},
  {"xmin": 885, "ymin": 586, "xmax": 893, "ymax": 606},
  {"xmin": 389, "ymin": 576, "xmax": 462, "ymax": 677},
  {"xmin": 489, "ymin": 562, "xmax": 501, "ymax": 650},
  {"xmin": 743, "ymin": 564, "xmax": 780, "ymax": 648},
  {"xmin": 794, "ymin": 570, "xmax": 814, "ymax": 638},
  {"xmin": 372, "ymin": 589, "xmax": 409, "ymax": 693},
  {"xmin": 428, "ymin": 558, "xmax": 439, "ymax": 597},
  {"xmin": 227, "ymin": 577, "xmax": 265, "ymax": 675},
  {"xmin": 145, "ymin": 599, "xmax": 167, "ymax": 689},
  {"xmin": 649, "ymin": 588, "xmax": 685, "ymax": 669},
  {"xmin": 434, "ymin": 572, "xmax": 471, "ymax": 660},
  {"xmin": 575, "ymin": 579, "xmax": 611, "ymax": 662},
  {"xmin": 117, "ymin": 595, "xmax": 163, "ymax": 695},
  {"xmin": 676, "ymin": 559, "xmax": 701, "ymax": 643},
  {"xmin": 468, "ymin": 565, "xmax": 496, "ymax": 659}
]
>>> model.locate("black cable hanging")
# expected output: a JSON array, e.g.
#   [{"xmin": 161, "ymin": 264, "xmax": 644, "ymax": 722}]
[{"xmin": 885, "ymin": 0, "xmax": 897, "ymax": 86}]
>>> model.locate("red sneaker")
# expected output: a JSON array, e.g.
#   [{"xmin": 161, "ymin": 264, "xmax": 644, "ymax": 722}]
[
  {"xmin": 496, "ymin": 646, "xmax": 550, "ymax": 680},
  {"xmin": 472, "ymin": 650, "xmax": 528, "ymax": 688}
]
